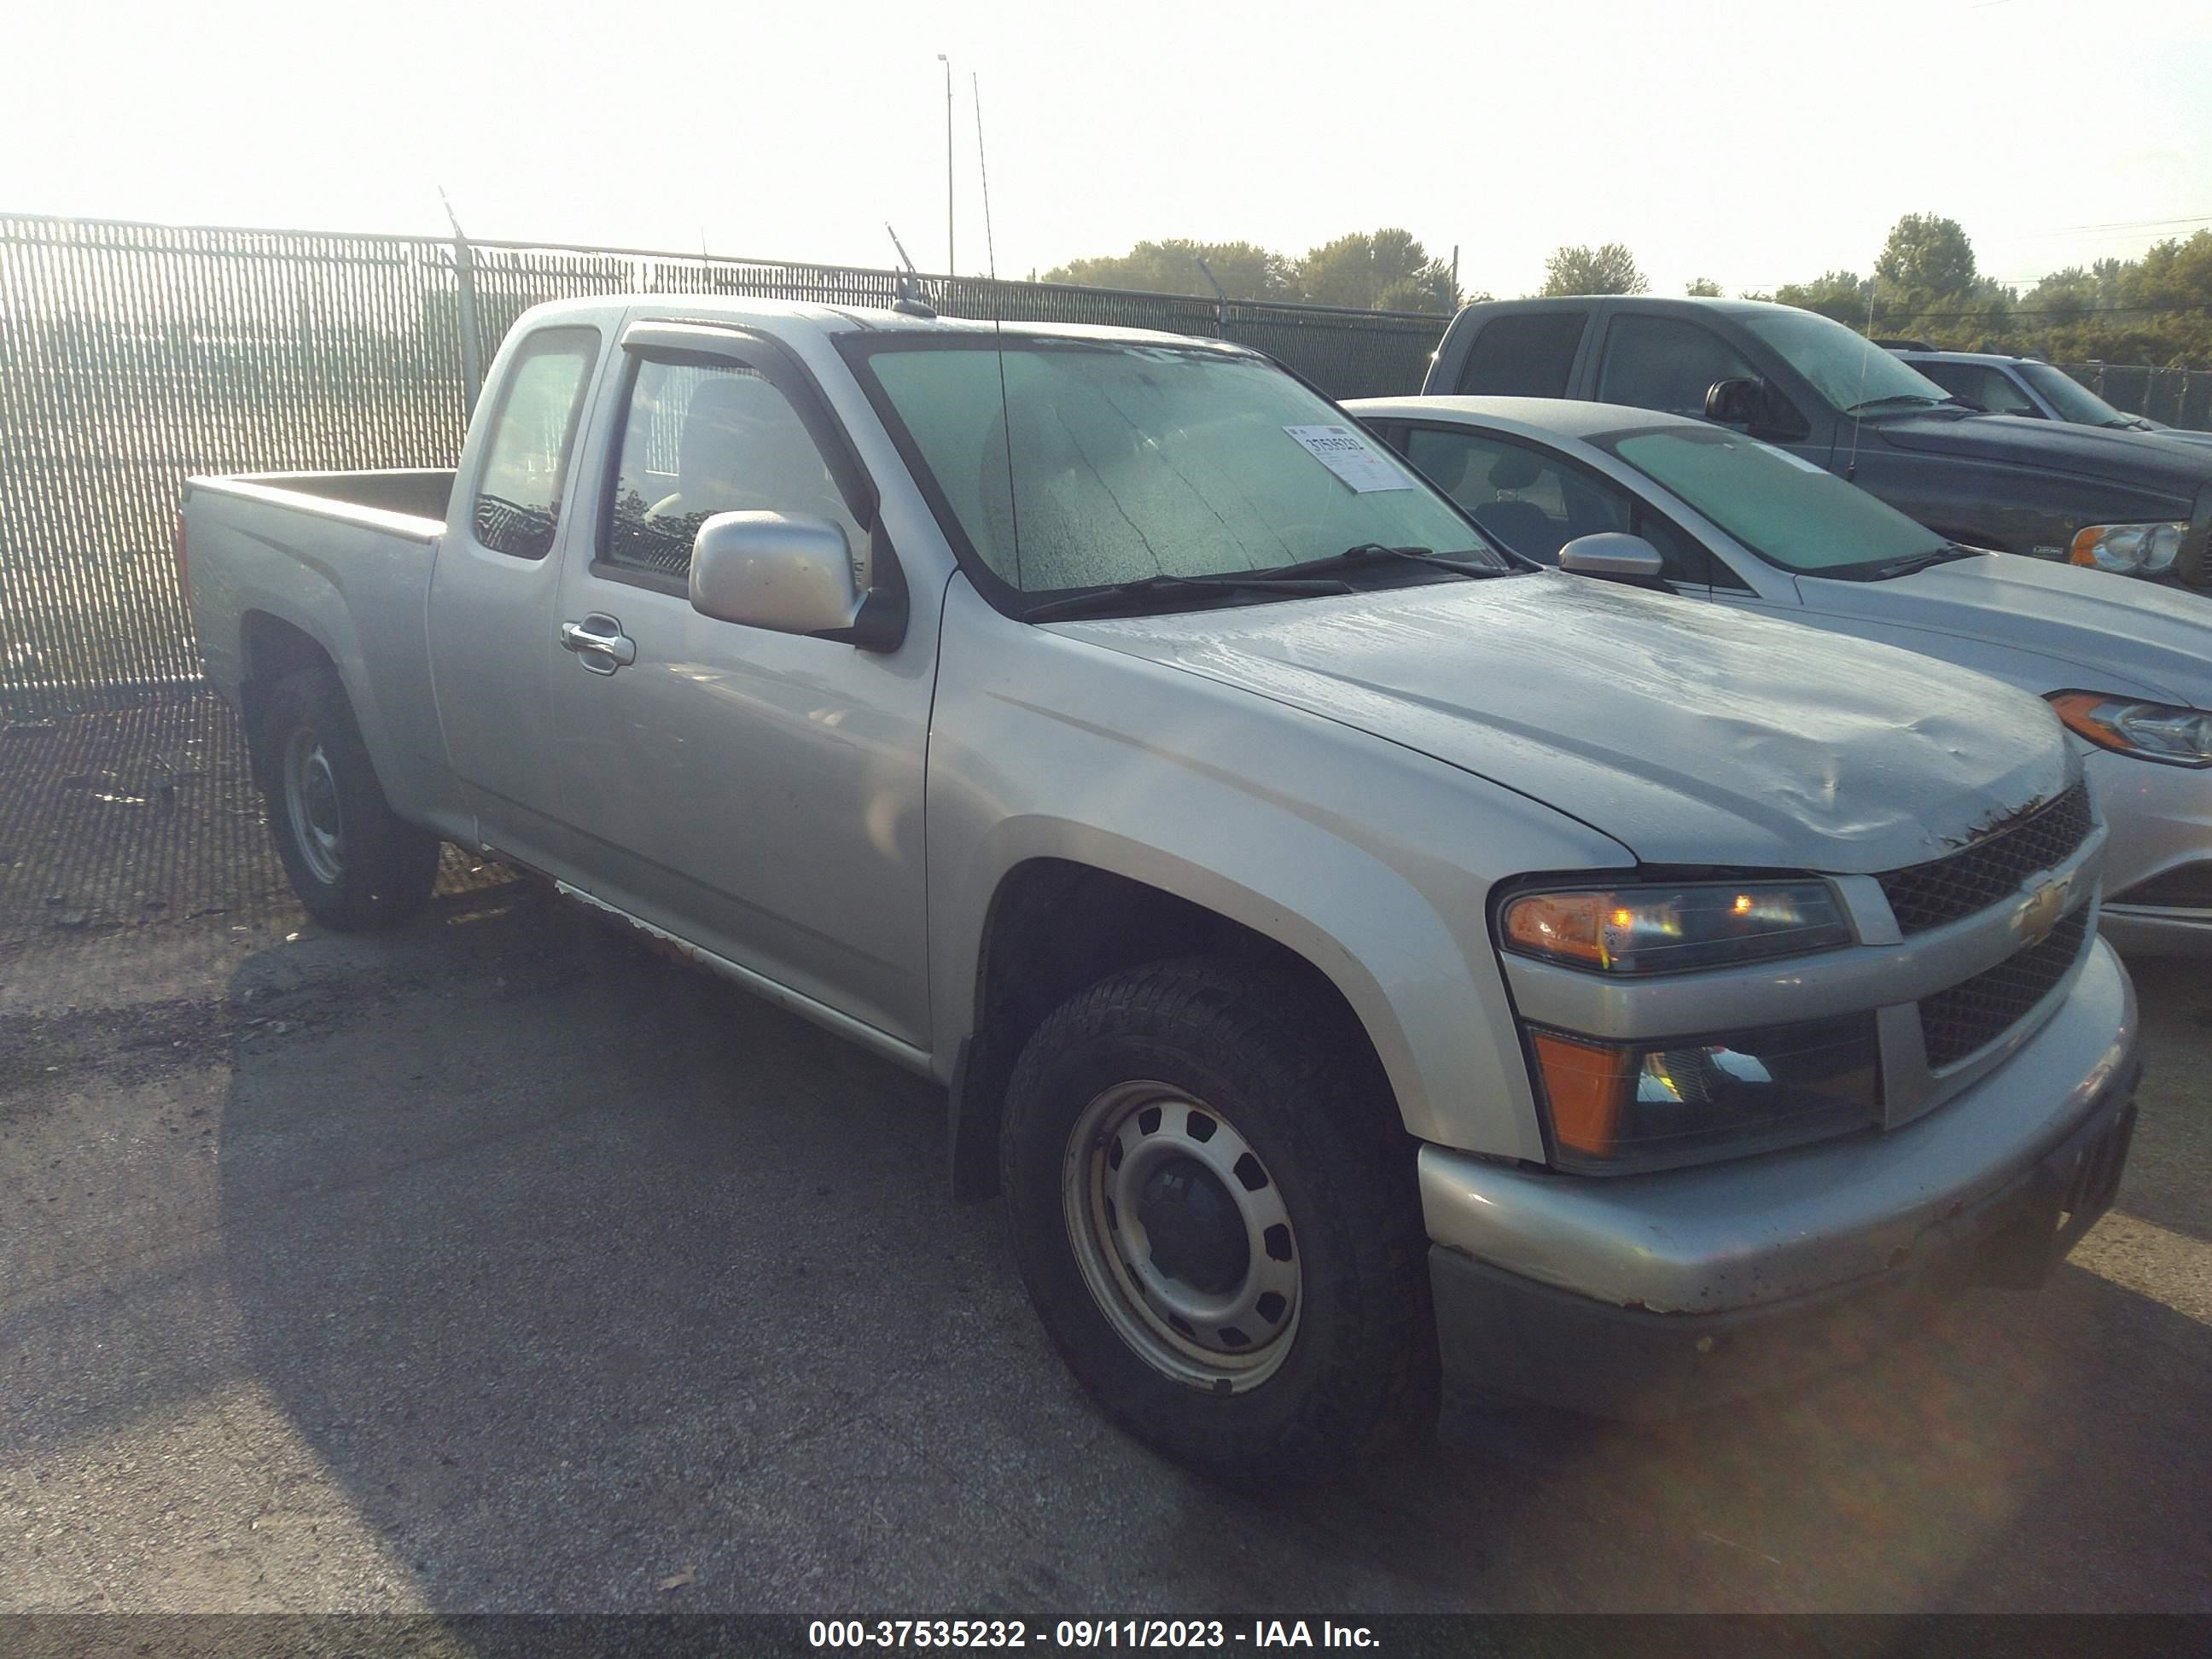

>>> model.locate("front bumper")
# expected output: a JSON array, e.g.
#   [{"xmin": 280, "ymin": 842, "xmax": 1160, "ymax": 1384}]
[
  {"xmin": 2088, "ymin": 749, "xmax": 2212, "ymax": 957},
  {"xmin": 1423, "ymin": 939, "xmax": 2139, "ymax": 1418}
]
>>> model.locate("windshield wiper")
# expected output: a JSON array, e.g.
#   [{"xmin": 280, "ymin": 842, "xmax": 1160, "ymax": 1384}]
[
  {"xmin": 1020, "ymin": 571, "xmax": 1355, "ymax": 622},
  {"xmin": 1862, "ymin": 544, "xmax": 1987, "ymax": 580},
  {"xmin": 1841, "ymin": 393, "xmax": 1949, "ymax": 416},
  {"xmin": 1262, "ymin": 542, "xmax": 1514, "ymax": 580}
]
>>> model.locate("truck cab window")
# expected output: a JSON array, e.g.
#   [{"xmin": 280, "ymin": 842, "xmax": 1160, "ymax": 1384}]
[
  {"xmin": 469, "ymin": 327, "xmax": 600, "ymax": 559},
  {"xmin": 1453, "ymin": 312, "xmax": 1587, "ymax": 397},
  {"xmin": 604, "ymin": 359, "xmax": 864, "ymax": 583},
  {"xmin": 1596, "ymin": 315, "xmax": 1761, "ymax": 422}
]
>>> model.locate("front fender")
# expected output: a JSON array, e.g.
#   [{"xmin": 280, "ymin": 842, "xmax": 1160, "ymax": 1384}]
[{"xmin": 925, "ymin": 582, "xmax": 1634, "ymax": 1157}]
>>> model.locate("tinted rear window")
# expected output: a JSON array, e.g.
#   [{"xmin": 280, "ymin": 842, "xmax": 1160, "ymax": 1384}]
[{"xmin": 1454, "ymin": 312, "xmax": 1586, "ymax": 398}]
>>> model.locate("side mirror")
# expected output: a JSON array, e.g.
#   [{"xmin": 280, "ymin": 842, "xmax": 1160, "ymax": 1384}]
[
  {"xmin": 690, "ymin": 511, "xmax": 905, "ymax": 650},
  {"xmin": 1706, "ymin": 376, "xmax": 1808, "ymax": 441},
  {"xmin": 1558, "ymin": 533, "xmax": 1666, "ymax": 581},
  {"xmin": 1705, "ymin": 377, "xmax": 1765, "ymax": 426}
]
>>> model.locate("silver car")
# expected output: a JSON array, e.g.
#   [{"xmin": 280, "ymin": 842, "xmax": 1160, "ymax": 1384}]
[{"xmin": 1351, "ymin": 394, "xmax": 2212, "ymax": 955}]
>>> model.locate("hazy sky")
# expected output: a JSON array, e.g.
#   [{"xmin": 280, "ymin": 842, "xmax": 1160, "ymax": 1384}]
[{"xmin": 5, "ymin": 0, "xmax": 2208, "ymax": 300}]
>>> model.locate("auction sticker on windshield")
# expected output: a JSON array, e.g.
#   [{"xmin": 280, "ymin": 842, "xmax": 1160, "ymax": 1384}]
[{"xmin": 1283, "ymin": 425, "xmax": 1412, "ymax": 492}]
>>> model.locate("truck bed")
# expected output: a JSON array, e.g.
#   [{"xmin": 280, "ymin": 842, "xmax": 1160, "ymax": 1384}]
[
  {"xmin": 213, "ymin": 469, "xmax": 457, "ymax": 527},
  {"xmin": 179, "ymin": 466, "xmax": 464, "ymax": 841}
]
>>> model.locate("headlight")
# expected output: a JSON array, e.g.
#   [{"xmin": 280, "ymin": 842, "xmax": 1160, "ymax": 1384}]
[
  {"xmin": 2049, "ymin": 691, "xmax": 2212, "ymax": 767},
  {"xmin": 2069, "ymin": 521, "xmax": 2186, "ymax": 575},
  {"xmin": 1527, "ymin": 1013, "xmax": 1879, "ymax": 1173},
  {"xmin": 1499, "ymin": 881, "xmax": 1854, "ymax": 974}
]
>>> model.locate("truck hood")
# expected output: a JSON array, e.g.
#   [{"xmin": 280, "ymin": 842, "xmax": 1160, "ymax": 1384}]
[
  {"xmin": 1055, "ymin": 573, "xmax": 2070, "ymax": 871},
  {"xmin": 1873, "ymin": 411, "xmax": 2212, "ymax": 504},
  {"xmin": 1797, "ymin": 553, "xmax": 2212, "ymax": 707}
]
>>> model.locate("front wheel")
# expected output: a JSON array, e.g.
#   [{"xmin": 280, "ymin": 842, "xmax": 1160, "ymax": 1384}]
[
  {"xmin": 259, "ymin": 666, "xmax": 441, "ymax": 930},
  {"xmin": 999, "ymin": 957, "xmax": 1430, "ymax": 1482}
]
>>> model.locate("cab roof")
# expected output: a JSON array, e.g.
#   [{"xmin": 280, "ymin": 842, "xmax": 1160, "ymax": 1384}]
[
  {"xmin": 512, "ymin": 292, "xmax": 1242, "ymax": 353},
  {"xmin": 1348, "ymin": 393, "xmax": 1704, "ymax": 442}
]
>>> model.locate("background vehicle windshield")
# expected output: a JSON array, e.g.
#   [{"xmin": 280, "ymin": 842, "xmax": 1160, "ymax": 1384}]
[
  {"xmin": 2016, "ymin": 360, "xmax": 2134, "ymax": 426},
  {"xmin": 855, "ymin": 339, "xmax": 1502, "ymax": 593},
  {"xmin": 1738, "ymin": 310, "xmax": 1954, "ymax": 412},
  {"xmin": 1601, "ymin": 426, "xmax": 1947, "ymax": 574}
]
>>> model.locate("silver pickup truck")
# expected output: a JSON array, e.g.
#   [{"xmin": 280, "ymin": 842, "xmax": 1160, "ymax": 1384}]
[{"xmin": 180, "ymin": 296, "xmax": 2139, "ymax": 1481}]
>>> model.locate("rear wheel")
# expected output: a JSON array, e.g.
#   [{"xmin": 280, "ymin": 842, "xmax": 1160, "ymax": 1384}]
[
  {"xmin": 259, "ymin": 666, "xmax": 440, "ymax": 930},
  {"xmin": 1000, "ymin": 957, "xmax": 1430, "ymax": 1482}
]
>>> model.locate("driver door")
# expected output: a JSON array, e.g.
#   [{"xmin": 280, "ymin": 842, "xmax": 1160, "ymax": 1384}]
[
  {"xmin": 545, "ymin": 325, "xmax": 934, "ymax": 1048},
  {"xmin": 1591, "ymin": 312, "xmax": 1833, "ymax": 473}
]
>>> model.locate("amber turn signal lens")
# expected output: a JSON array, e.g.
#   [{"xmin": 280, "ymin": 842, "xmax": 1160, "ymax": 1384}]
[
  {"xmin": 1528, "ymin": 1029, "xmax": 1635, "ymax": 1157},
  {"xmin": 1502, "ymin": 893, "xmax": 1610, "ymax": 968},
  {"xmin": 2050, "ymin": 690, "xmax": 2113, "ymax": 744}
]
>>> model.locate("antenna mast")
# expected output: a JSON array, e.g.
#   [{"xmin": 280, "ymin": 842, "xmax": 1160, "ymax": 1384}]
[{"xmin": 974, "ymin": 70, "xmax": 1020, "ymax": 588}]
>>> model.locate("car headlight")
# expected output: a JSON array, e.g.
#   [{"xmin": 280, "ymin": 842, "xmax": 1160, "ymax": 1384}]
[
  {"xmin": 1499, "ymin": 881, "xmax": 1854, "ymax": 975},
  {"xmin": 1527, "ymin": 1013, "xmax": 1880, "ymax": 1173},
  {"xmin": 2069, "ymin": 521, "xmax": 2186, "ymax": 575},
  {"xmin": 2049, "ymin": 692, "xmax": 2212, "ymax": 767}
]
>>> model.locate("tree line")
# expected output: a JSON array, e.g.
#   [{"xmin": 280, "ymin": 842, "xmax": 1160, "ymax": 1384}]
[{"xmin": 1045, "ymin": 215, "xmax": 2212, "ymax": 367}]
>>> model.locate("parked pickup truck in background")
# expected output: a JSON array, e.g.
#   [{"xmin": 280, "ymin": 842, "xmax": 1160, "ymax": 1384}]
[
  {"xmin": 1349, "ymin": 394, "xmax": 2212, "ymax": 958},
  {"xmin": 1880, "ymin": 342, "xmax": 2212, "ymax": 451},
  {"xmin": 1423, "ymin": 295, "xmax": 2212, "ymax": 586},
  {"xmin": 182, "ymin": 296, "xmax": 2139, "ymax": 1479}
]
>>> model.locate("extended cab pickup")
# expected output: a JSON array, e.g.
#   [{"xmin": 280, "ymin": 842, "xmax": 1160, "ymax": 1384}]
[{"xmin": 182, "ymin": 297, "xmax": 2139, "ymax": 1479}]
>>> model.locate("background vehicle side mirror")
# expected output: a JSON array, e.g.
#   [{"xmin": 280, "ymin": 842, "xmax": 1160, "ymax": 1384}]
[
  {"xmin": 1706, "ymin": 376, "xmax": 1809, "ymax": 442},
  {"xmin": 1558, "ymin": 533, "xmax": 1666, "ymax": 581},
  {"xmin": 1705, "ymin": 377, "xmax": 1764, "ymax": 426},
  {"xmin": 690, "ymin": 512, "xmax": 905, "ymax": 650}
]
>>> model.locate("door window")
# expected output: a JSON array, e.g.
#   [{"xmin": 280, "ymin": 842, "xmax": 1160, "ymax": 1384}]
[
  {"xmin": 1596, "ymin": 315, "xmax": 1762, "ymax": 421},
  {"xmin": 469, "ymin": 327, "xmax": 601, "ymax": 559},
  {"xmin": 1453, "ymin": 312, "xmax": 1587, "ymax": 397},
  {"xmin": 602, "ymin": 358, "xmax": 866, "ymax": 583},
  {"xmin": 1401, "ymin": 425, "xmax": 1721, "ymax": 585}
]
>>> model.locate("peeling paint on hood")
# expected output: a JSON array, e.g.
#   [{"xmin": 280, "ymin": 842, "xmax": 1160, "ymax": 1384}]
[{"xmin": 1054, "ymin": 573, "xmax": 2073, "ymax": 872}]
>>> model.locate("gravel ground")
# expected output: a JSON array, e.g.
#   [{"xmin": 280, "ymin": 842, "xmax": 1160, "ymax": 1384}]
[{"xmin": 3, "ymin": 701, "xmax": 2209, "ymax": 1615}]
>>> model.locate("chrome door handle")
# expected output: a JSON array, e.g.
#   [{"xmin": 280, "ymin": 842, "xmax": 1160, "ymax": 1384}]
[{"xmin": 560, "ymin": 614, "xmax": 637, "ymax": 674}]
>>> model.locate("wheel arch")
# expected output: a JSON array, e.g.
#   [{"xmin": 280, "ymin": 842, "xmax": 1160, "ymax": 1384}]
[
  {"xmin": 238, "ymin": 610, "xmax": 342, "ymax": 783},
  {"xmin": 946, "ymin": 852, "xmax": 1417, "ymax": 1202}
]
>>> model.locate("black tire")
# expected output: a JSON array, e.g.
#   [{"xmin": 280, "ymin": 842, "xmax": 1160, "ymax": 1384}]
[
  {"xmin": 999, "ymin": 956, "xmax": 1431, "ymax": 1483},
  {"xmin": 258, "ymin": 666, "xmax": 441, "ymax": 931}
]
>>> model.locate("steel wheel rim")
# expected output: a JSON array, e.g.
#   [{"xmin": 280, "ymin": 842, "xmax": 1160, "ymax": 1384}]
[
  {"xmin": 282, "ymin": 728, "xmax": 346, "ymax": 887},
  {"xmin": 1062, "ymin": 1080, "xmax": 1301, "ymax": 1392}
]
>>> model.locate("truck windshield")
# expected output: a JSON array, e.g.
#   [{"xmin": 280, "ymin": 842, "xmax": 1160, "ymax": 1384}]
[
  {"xmin": 1599, "ymin": 425, "xmax": 1951, "ymax": 577},
  {"xmin": 2015, "ymin": 360, "xmax": 2139, "ymax": 427},
  {"xmin": 1738, "ymin": 309, "xmax": 1955, "ymax": 414},
  {"xmin": 846, "ymin": 336, "xmax": 1504, "ymax": 600}
]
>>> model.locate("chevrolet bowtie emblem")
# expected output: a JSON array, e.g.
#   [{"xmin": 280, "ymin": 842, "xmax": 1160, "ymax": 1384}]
[{"xmin": 2017, "ymin": 880, "xmax": 2068, "ymax": 946}]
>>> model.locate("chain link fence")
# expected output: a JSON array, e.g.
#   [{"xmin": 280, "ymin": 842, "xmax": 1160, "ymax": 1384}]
[
  {"xmin": 13, "ymin": 212, "xmax": 2209, "ymax": 722},
  {"xmin": 0, "ymin": 213, "xmax": 1448, "ymax": 718},
  {"xmin": 2059, "ymin": 362, "xmax": 2212, "ymax": 432}
]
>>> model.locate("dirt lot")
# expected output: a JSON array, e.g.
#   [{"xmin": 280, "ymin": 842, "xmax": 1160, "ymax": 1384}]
[{"xmin": 3, "ymin": 698, "xmax": 2209, "ymax": 1614}]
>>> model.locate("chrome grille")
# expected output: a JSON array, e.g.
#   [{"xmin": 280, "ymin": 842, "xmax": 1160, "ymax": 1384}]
[
  {"xmin": 1918, "ymin": 910, "xmax": 2091, "ymax": 1070},
  {"xmin": 1877, "ymin": 783, "xmax": 2094, "ymax": 935}
]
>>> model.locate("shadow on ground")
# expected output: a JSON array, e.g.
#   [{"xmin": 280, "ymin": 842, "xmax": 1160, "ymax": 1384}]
[{"xmin": 183, "ymin": 882, "xmax": 2212, "ymax": 1613}]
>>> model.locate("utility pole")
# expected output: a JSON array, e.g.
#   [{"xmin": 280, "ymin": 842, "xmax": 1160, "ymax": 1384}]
[{"xmin": 937, "ymin": 54, "xmax": 955, "ymax": 275}]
